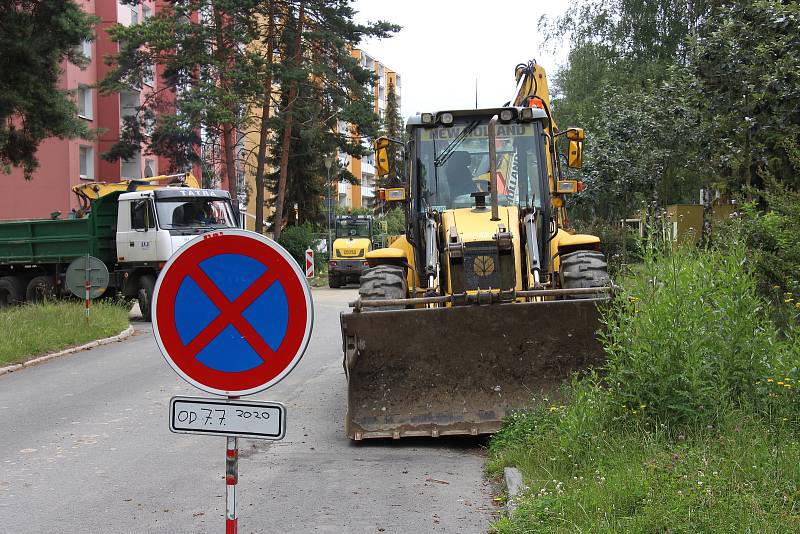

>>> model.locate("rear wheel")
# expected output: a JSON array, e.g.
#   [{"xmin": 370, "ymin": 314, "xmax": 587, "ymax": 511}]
[
  {"xmin": 137, "ymin": 274, "xmax": 156, "ymax": 321},
  {"xmin": 0, "ymin": 276, "xmax": 25, "ymax": 308},
  {"xmin": 25, "ymin": 275, "xmax": 56, "ymax": 303},
  {"xmin": 328, "ymin": 272, "xmax": 342, "ymax": 288},
  {"xmin": 560, "ymin": 250, "xmax": 610, "ymax": 298},
  {"xmin": 359, "ymin": 265, "xmax": 407, "ymax": 311}
]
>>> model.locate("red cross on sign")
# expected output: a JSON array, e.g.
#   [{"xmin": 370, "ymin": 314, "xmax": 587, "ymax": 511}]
[{"xmin": 152, "ymin": 229, "xmax": 313, "ymax": 396}]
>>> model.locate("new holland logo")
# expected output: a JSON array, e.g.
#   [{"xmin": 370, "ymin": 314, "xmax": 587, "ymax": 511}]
[{"xmin": 473, "ymin": 256, "xmax": 495, "ymax": 276}]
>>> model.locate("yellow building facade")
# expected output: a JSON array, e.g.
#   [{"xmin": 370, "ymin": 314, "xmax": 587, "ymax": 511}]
[
  {"xmin": 336, "ymin": 49, "xmax": 401, "ymax": 210},
  {"xmin": 240, "ymin": 48, "xmax": 400, "ymax": 230}
]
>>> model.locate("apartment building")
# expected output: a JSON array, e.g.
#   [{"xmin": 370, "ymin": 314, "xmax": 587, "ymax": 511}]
[
  {"xmin": 240, "ymin": 48, "xmax": 400, "ymax": 230},
  {"xmin": 0, "ymin": 1, "xmax": 184, "ymax": 221},
  {"xmin": 337, "ymin": 49, "xmax": 402, "ymax": 210}
]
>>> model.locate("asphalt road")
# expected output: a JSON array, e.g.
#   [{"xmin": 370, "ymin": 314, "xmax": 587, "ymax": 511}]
[{"xmin": 0, "ymin": 287, "xmax": 495, "ymax": 533}]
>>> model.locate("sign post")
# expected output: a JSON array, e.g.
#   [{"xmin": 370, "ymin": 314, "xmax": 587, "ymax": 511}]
[
  {"xmin": 153, "ymin": 229, "xmax": 313, "ymax": 533},
  {"xmin": 65, "ymin": 255, "xmax": 109, "ymax": 323},
  {"xmin": 305, "ymin": 247, "xmax": 314, "ymax": 279}
]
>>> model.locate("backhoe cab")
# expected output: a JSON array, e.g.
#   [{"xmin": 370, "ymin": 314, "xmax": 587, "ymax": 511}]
[
  {"xmin": 341, "ymin": 61, "xmax": 611, "ymax": 440},
  {"xmin": 328, "ymin": 214, "xmax": 374, "ymax": 288}
]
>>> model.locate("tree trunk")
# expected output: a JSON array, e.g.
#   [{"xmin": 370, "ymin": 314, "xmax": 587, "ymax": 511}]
[
  {"xmin": 272, "ymin": 0, "xmax": 305, "ymax": 241},
  {"xmin": 222, "ymin": 123, "xmax": 238, "ymax": 210},
  {"xmin": 253, "ymin": 6, "xmax": 276, "ymax": 235},
  {"xmin": 212, "ymin": 2, "xmax": 238, "ymax": 211}
]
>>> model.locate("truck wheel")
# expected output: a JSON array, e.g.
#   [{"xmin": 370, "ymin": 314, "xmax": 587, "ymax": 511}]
[
  {"xmin": 359, "ymin": 265, "xmax": 407, "ymax": 311},
  {"xmin": 328, "ymin": 273, "xmax": 341, "ymax": 289},
  {"xmin": 26, "ymin": 275, "xmax": 56, "ymax": 303},
  {"xmin": 0, "ymin": 276, "xmax": 25, "ymax": 308},
  {"xmin": 137, "ymin": 274, "xmax": 156, "ymax": 321},
  {"xmin": 560, "ymin": 250, "xmax": 610, "ymax": 298}
]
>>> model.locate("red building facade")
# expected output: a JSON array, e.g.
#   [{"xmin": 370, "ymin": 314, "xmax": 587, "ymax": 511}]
[{"xmin": 0, "ymin": 0, "xmax": 188, "ymax": 221}]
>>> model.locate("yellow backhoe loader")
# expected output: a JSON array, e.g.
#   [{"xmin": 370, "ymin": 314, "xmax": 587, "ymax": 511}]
[{"xmin": 340, "ymin": 60, "xmax": 611, "ymax": 440}]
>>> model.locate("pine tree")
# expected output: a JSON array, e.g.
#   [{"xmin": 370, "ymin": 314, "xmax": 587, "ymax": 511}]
[
  {"xmin": 0, "ymin": 1, "xmax": 96, "ymax": 178},
  {"xmin": 382, "ymin": 77, "xmax": 405, "ymax": 189},
  {"xmin": 267, "ymin": 0, "xmax": 398, "ymax": 238},
  {"xmin": 100, "ymin": 1, "xmax": 266, "ymax": 205}
]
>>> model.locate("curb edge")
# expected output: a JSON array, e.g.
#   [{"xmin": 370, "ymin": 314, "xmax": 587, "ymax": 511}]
[
  {"xmin": 0, "ymin": 324, "xmax": 136, "ymax": 377},
  {"xmin": 503, "ymin": 466, "xmax": 526, "ymax": 515}
]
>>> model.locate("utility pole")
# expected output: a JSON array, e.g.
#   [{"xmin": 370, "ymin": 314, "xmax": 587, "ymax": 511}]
[{"xmin": 324, "ymin": 154, "xmax": 333, "ymax": 256}]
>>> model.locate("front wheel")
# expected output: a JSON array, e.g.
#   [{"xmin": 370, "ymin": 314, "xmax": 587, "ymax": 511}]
[
  {"xmin": 137, "ymin": 274, "xmax": 156, "ymax": 321},
  {"xmin": 0, "ymin": 276, "xmax": 25, "ymax": 308},
  {"xmin": 358, "ymin": 265, "xmax": 407, "ymax": 311},
  {"xmin": 559, "ymin": 250, "xmax": 610, "ymax": 298}
]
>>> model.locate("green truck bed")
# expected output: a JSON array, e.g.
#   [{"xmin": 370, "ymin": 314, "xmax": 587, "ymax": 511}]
[{"xmin": 0, "ymin": 194, "xmax": 119, "ymax": 266}]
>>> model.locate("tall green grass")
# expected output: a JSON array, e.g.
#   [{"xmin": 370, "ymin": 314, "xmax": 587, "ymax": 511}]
[
  {"xmin": 489, "ymin": 244, "xmax": 800, "ymax": 532},
  {"xmin": 0, "ymin": 301, "xmax": 130, "ymax": 365}
]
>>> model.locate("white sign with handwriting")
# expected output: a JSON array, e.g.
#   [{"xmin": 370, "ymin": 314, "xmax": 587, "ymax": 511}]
[{"xmin": 169, "ymin": 396, "xmax": 285, "ymax": 440}]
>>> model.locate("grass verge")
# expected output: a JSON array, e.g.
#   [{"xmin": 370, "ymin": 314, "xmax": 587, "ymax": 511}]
[
  {"xmin": 0, "ymin": 301, "xmax": 130, "ymax": 366},
  {"xmin": 489, "ymin": 410, "xmax": 800, "ymax": 532},
  {"xmin": 489, "ymin": 244, "xmax": 800, "ymax": 532}
]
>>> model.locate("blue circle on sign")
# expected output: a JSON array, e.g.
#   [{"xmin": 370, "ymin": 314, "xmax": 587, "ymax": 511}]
[{"xmin": 173, "ymin": 253, "xmax": 289, "ymax": 372}]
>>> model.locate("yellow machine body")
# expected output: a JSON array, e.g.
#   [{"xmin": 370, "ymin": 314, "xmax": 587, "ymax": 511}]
[{"xmin": 341, "ymin": 61, "xmax": 609, "ymax": 440}]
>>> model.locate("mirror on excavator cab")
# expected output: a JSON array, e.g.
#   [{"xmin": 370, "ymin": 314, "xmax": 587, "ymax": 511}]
[
  {"xmin": 374, "ymin": 136, "xmax": 407, "ymax": 203},
  {"xmin": 566, "ymin": 127, "xmax": 585, "ymax": 169},
  {"xmin": 375, "ymin": 136, "xmax": 391, "ymax": 177}
]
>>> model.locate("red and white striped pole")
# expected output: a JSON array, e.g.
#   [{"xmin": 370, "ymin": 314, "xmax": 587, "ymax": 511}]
[
  {"xmin": 226, "ymin": 435, "xmax": 238, "ymax": 534},
  {"xmin": 84, "ymin": 277, "xmax": 91, "ymax": 323}
]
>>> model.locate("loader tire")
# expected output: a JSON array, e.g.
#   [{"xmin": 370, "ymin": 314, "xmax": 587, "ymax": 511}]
[
  {"xmin": 358, "ymin": 265, "xmax": 407, "ymax": 311},
  {"xmin": 560, "ymin": 250, "xmax": 610, "ymax": 298},
  {"xmin": 0, "ymin": 276, "xmax": 25, "ymax": 308}
]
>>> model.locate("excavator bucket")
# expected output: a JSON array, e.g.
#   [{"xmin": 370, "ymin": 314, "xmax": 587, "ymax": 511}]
[{"xmin": 340, "ymin": 298, "xmax": 607, "ymax": 440}]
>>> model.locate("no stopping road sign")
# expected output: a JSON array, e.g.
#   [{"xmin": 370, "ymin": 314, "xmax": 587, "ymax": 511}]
[{"xmin": 152, "ymin": 229, "xmax": 313, "ymax": 396}]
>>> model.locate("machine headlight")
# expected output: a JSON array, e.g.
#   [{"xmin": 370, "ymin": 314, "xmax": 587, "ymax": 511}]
[
  {"xmin": 440, "ymin": 112, "xmax": 454, "ymax": 125},
  {"xmin": 519, "ymin": 107, "xmax": 534, "ymax": 121},
  {"xmin": 421, "ymin": 113, "xmax": 434, "ymax": 124},
  {"xmin": 499, "ymin": 109, "xmax": 514, "ymax": 122}
]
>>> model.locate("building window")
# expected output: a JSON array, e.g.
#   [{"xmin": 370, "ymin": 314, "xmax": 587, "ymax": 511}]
[
  {"xmin": 144, "ymin": 159, "xmax": 156, "ymax": 177},
  {"xmin": 142, "ymin": 5, "xmax": 152, "ymax": 20},
  {"xmin": 76, "ymin": 40, "xmax": 92, "ymax": 61},
  {"xmin": 143, "ymin": 64, "xmax": 155, "ymax": 87},
  {"xmin": 79, "ymin": 146, "xmax": 94, "ymax": 180},
  {"xmin": 131, "ymin": 200, "xmax": 154, "ymax": 229},
  {"xmin": 130, "ymin": 7, "xmax": 139, "ymax": 25},
  {"xmin": 77, "ymin": 86, "xmax": 92, "ymax": 119}
]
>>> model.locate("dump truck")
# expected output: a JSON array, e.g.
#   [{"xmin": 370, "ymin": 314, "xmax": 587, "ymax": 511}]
[
  {"xmin": 328, "ymin": 214, "xmax": 373, "ymax": 288},
  {"xmin": 0, "ymin": 173, "xmax": 237, "ymax": 320},
  {"xmin": 340, "ymin": 60, "xmax": 612, "ymax": 440}
]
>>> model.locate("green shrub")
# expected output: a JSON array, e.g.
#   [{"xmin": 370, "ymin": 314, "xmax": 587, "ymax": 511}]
[
  {"xmin": 384, "ymin": 207, "xmax": 405, "ymax": 236},
  {"xmin": 725, "ymin": 181, "xmax": 800, "ymax": 329},
  {"xmin": 277, "ymin": 224, "xmax": 320, "ymax": 267},
  {"xmin": 602, "ymin": 245, "xmax": 779, "ymax": 426}
]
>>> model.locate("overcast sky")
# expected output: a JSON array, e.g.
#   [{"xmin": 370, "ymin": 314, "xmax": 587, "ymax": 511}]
[{"xmin": 351, "ymin": 0, "xmax": 571, "ymax": 119}]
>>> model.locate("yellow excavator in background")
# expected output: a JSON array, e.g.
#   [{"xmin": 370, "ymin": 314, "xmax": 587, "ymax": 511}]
[
  {"xmin": 72, "ymin": 173, "xmax": 201, "ymax": 208},
  {"xmin": 339, "ymin": 60, "xmax": 611, "ymax": 440}
]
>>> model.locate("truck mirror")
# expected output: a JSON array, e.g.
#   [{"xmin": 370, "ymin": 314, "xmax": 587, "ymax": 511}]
[{"xmin": 568, "ymin": 140, "xmax": 583, "ymax": 169}]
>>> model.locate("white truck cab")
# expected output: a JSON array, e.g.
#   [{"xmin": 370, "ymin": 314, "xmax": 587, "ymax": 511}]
[{"xmin": 116, "ymin": 188, "xmax": 237, "ymax": 265}]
